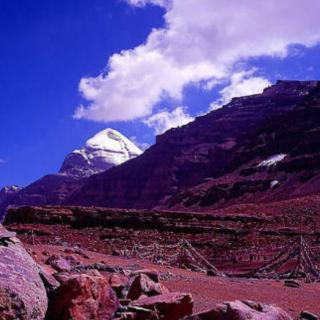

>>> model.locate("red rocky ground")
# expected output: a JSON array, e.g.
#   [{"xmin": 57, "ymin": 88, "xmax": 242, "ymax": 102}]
[
  {"xmin": 3, "ymin": 199, "xmax": 320, "ymax": 318},
  {"xmin": 24, "ymin": 244, "xmax": 320, "ymax": 318}
]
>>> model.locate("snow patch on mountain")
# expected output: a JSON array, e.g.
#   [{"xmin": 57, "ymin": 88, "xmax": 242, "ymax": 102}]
[
  {"xmin": 258, "ymin": 154, "xmax": 287, "ymax": 167},
  {"xmin": 59, "ymin": 128, "xmax": 142, "ymax": 178}
]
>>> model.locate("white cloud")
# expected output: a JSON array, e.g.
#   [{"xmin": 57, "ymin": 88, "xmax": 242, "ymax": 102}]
[
  {"xmin": 75, "ymin": 0, "xmax": 320, "ymax": 123},
  {"xmin": 144, "ymin": 106, "xmax": 193, "ymax": 134},
  {"xmin": 210, "ymin": 70, "xmax": 271, "ymax": 110}
]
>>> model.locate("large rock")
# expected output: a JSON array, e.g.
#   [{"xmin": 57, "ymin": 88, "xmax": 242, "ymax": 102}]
[
  {"xmin": 130, "ymin": 269, "xmax": 160, "ymax": 282},
  {"xmin": 47, "ymin": 273, "xmax": 119, "ymax": 320},
  {"xmin": 46, "ymin": 254, "xmax": 72, "ymax": 272},
  {"xmin": 189, "ymin": 300, "xmax": 292, "ymax": 320},
  {"xmin": 131, "ymin": 292, "xmax": 193, "ymax": 320},
  {"xmin": 126, "ymin": 273, "xmax": 169, "ymax": 300},
  {"xmin": 0, "ymin": 225, "xmax": 48, "ymax": 319},
  {"xmin": 109, "ymin": 273, "xmax": 129, "ymax": 298}
]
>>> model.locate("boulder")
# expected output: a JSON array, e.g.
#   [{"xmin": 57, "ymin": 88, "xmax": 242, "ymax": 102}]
[
  {"xmin": 300, "ymin": 311, "xmax": 318, "ymax": 320},
  {"xmin": 126, "ymin": 273, "xmax": 169, "ymax": 300},
  {"xmin": 0, "ymin": 225, "xmax": 48, "ymax": 319},
  {"xmin": 189, "ymin": 300, "xmax": 292, "ymax": 320},
  {"xmin": 109, "ymin": 273, "xmax": 129, "ymax": 297},
  {"xmin": 46, "ymin": 254, "xmax": 72, "ymax": 272},
  {"xmin": 47, "ymin": 273, "xmax": 119, "ymax": 320},
  {"xmin": 131, "ymin": 292, "xmax": 193, "ymax": 320},
  {"xmin": 130, "ymin": 269, "xmax": 160, "ymax": 282}
]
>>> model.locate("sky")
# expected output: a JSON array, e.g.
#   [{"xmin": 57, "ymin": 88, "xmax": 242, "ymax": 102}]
[{"xmin": 1, "ymin": 0, "xmax": 320, "ymax": 188}]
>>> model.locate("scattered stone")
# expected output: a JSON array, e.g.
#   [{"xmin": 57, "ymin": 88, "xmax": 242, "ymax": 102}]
[
  {"xmin": 284, "ymin": 279, "xmax": 300, "ymax": 288},
  {"xmin": 126, "ymin": 273, "xmax": 169, "ymax": 300},
  {"xmin": 53, "ymin": 271, "xmax": 77, "ymax": 284},
  {"xmin": 189, "ymin": 300, "xmax": 292, "ymax": 320},
  {"xmin": 116, "ymin": 305, "xmax": 158, "ymax": 320},
  {"xmin": 47, "ymin": 273, "xmax": 119, "ymax": 320},
  {"xmin": 187, "ymin": 308, "xmax": 217, "ymax": 320},
  {"xmin": 131, "ymin": 292, "xmax": 193, "ymax": 320},
  {"xmin": 120, "ymin": 298, "xmax": 131, "ymax": 306},
  {"xmin": 0, "ymin": 225, "xmax": 48, "ymax": 320},
  {"xmin": 46, "ymin": 254, "xmax": 72, "ymax": 272},
  {"xmin": 53, "ymin": 269, "xmax": 102, "ymax": 284},
  {"xmin": 300, "ymin": 311, "xmax": 319, "ymax": 320},
  {"xmin": 130, "ymin": 269, "xmax": 160, "ymax": 282},
  {"xmin": 90, "ymin": 262, "xmax": 118, "ymax": 273}
]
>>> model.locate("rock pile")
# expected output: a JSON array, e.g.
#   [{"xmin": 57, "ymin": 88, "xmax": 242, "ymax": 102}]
[
  {"xmin": 46, "ymin": 267, "xmax": 193, "ymax": 320},
  {"xmin": 0, "ymin": 223, "xmax": 310, "ymax": 320}
]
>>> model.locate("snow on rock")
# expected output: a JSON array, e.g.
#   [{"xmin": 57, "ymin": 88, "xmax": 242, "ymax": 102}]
[
  {"xmin": 258, "ymin": 154, "xmax": 287, "ymax": 167},
  {"xmin": 270, "ymin": 180, "xmax": 280, "ymax": 188},
  {"xmin": 0, "ymin": 185, "xmax": 22, "ymax": 203},
  {"xmin": 59, "ymin": 128, "xmax": 142, "ymax": 178}
]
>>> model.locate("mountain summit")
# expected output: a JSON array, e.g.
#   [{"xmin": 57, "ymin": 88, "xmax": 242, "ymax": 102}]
[{"xmin": 59, "ymin": 128, "xmax": 142, "ymax": 178}]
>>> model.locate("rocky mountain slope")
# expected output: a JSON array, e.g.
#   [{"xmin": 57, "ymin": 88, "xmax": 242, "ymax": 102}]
[
  {"xmin": 169, "ymin": 83, "xmax": 320, "ymax": 210},
  {"xmin": 59, "ymin": 128, "xmax": 142, "ymax": 178},
  {"xmin": 3, "ymin": 80, "xmax": 320, "ymax": 213},
  {"xmin": 65, "ymin": 80, "xmax": 320, "ymax": 209}
]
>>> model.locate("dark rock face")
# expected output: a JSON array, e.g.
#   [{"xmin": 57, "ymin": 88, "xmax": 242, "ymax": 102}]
[
  {"xmin": 3, "ymin": 80, "xmax": 320, "ymax": 212},
  {"xmin": 0, "ymin": 225, "xmax": 47, "ymax": 319}
]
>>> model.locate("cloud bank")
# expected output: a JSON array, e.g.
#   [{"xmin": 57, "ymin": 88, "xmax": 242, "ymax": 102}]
[
  {"xmin": 210, "ymin": 70, "xmax": 271, "ymax": 111},
  {"xmin": 75, "ymin": 0, "xmax": 320, "ymax": 132}
]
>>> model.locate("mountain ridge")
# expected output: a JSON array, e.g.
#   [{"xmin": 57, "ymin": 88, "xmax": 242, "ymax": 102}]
[{"xmin": 3, "ymin": 80, "xmax": 320, "ymax": 215}]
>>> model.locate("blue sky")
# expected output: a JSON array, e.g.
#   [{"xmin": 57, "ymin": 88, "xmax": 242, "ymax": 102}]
[{"xmin": 1, "ymin": 0, "xmax": 320, "ymax": 188}]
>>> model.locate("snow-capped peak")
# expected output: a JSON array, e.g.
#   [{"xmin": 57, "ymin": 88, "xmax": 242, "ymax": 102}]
[
  {"xmin": 85, "ymin": 128, "xmax": 142, "ymax": 158},
  {"xmin": 59, "ymin": 128, "xmax": 142, "ymax": 178}
]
